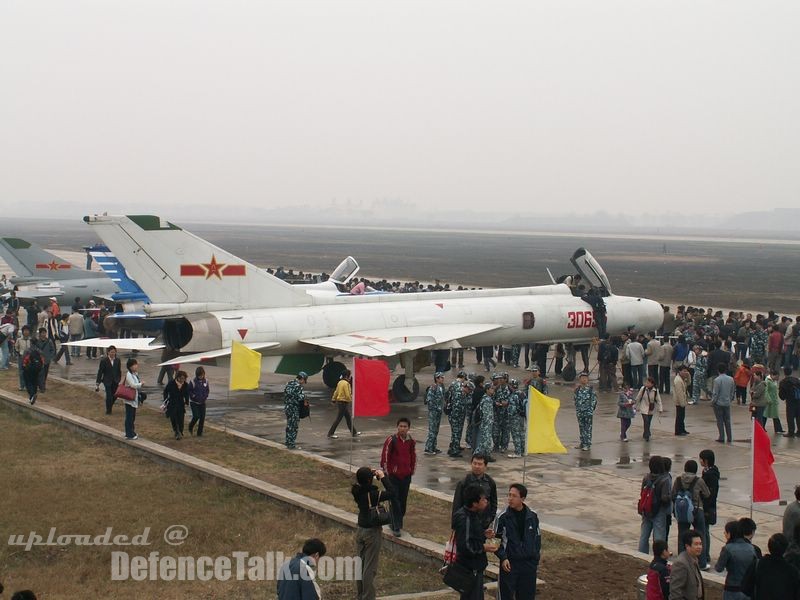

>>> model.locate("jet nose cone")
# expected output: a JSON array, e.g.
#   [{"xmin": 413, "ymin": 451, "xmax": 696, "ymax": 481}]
[{"xmin": 640, "ymin": 298, "xmax": 665, "ymax": 332}]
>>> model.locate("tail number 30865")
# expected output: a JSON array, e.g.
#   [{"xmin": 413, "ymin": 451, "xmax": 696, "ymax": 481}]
[{"xmin": 566, "ymin": 310, "xmax": 595, "ymax": 329}]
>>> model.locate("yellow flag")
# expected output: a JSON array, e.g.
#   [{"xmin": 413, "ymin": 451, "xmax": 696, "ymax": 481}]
[
  {"xmin": 526, "ymin": 386, "xmax": 567, "ymax": 454},
  {"xmin": 229, "ymin": 342, "xmax": 262, "ymax": 390}
]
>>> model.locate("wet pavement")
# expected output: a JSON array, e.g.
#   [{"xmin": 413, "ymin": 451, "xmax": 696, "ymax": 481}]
[{"xmin": 51, "ymin": 350, "xmax": 798, "ymax": 558}]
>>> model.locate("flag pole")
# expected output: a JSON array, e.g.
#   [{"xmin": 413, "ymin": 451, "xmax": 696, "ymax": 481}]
[
  {"xmin": 349, "ymin": 358, "xmax": 355, "ymax": 473},
  {"xmin": 750, "ymin": 415, "xmax": 754, "ymax": 519}
]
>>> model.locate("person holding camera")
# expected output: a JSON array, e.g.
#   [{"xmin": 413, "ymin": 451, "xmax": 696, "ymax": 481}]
[{"xmin": 351, "ymin": 466, "xmax": 394, "ymax": 600}]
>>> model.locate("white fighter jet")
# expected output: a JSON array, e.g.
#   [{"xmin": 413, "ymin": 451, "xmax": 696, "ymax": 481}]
[{"xmin": 74, "ymin": 214, "xmax": 664, "ymax": 400}]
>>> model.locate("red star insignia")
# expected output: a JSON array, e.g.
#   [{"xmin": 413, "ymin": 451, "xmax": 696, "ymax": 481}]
[
  {"xmin": 202, "ymin": 255, "xmax": 225, "ymax": 280},
  {"xmin": 48, "ymin": 261, "xmax": 60, "ymax": 271}
]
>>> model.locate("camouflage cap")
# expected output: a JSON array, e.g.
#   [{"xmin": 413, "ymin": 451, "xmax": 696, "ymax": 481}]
[
  {"xmin": 434, "ymin": 372, "xmax": 445, "ymax": 379},
  {"xmin": 509, "ymin": 378, "xmax": 519, "ymax": 388},
  {"xmin": 465, "ymin": 381, "xmax": 475, "ymax": 390},
  {"xmin": 457, "ymin": 370, "xmax": 467, "ymax": 378},
  {"xmin": 491, "ymin": 372, "xmax": 501, "ymax": 380},
  {"xmin": 297, "ymin": 371, "xmax": 308, "ymax": 379}
]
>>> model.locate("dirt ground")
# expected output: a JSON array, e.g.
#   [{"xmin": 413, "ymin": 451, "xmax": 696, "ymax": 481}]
[{"xmin": 0, "ymin": 371, "xmax": 724, "ymax": 599}]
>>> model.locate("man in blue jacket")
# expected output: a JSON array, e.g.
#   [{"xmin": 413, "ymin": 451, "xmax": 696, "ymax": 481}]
[
  {"xmin": 495, "ymin": 483, "xmax": 542, "ymax": 600},
  {"xmin": 277, "ymin": 538, "xmax": 326, "ymax": 600}
]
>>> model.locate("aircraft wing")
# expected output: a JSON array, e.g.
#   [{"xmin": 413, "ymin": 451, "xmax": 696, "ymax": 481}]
[
  {"xmin": 11, "ymin": 289, "xmax": 65, "ymax": 301},
  {"xmin": 300, "ymin": 323, "xmax": 504, "ymax": 358},
  {"xmin": 64, "ymin": 337, "xmax": 165, "ymax": 351},
  {"xmin": 158, "ymin": 342, "xmax": 281, "ymax": 366}
]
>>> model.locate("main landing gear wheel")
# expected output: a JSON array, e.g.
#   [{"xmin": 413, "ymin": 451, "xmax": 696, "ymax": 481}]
[
  {"xmin": 322, "ymin": 361, "xmax": 347, "ymax": 389},
  {"xmin": 392, "ymin": 375, "xmax": 419, "ymax": 402}
]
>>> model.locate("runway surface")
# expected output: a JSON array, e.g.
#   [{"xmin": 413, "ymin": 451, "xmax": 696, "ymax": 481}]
[{"xmin": 4, "ymin": 217, "xmax": 800, "ymax": 312}]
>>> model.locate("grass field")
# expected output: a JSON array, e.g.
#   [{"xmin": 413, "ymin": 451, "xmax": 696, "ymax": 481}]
[{"xmin": 0, "ymin": 404, "xmax": 444, "ymax": 599}]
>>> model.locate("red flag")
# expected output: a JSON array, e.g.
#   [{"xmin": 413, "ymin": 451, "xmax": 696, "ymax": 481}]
[
  {"xmin": 753, "ymin": 419, "xmax": 780, "ymax": 502},
  {"xmin": 352, "ymin": 358, "xmax": 390, "ymax": 417}
]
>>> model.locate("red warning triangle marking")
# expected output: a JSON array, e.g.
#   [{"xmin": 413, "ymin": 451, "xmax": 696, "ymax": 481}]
[
  {"xmin": 238, "ymin": 329, "xmax": 248, "ymax": 340},
  {"xmin": 435, "ymin": 303, "xmax": 444, "ymax": 309}
]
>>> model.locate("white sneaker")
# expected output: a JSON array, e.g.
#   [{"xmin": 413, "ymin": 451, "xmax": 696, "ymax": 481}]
[{"xmin": 507, "ymin": 453, "xmax": 521, "ymax": 459}]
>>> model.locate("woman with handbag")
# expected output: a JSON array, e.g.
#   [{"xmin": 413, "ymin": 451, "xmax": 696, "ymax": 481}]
[
  {"xmin": 163, "ymin": 370, "xmax": 190, "ymax": 440},
  {"xmin": 352, "ymin": 466, "xmax": 394, "ymax": 600},
  {"xmin": 123, "ymin": 358, "xmax": 143, "ymax": 440}
]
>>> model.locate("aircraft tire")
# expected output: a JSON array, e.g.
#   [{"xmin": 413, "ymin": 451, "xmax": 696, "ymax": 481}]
[
  {"xmin": 322, "ymin": 361, "xmax": 347, "ymax": 389},
  {"xmin": 391, "ymin": 375, "xmax": 419, "ymax": 402}
]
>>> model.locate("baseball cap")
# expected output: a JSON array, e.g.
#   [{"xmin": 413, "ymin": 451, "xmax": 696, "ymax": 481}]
[
  {"xmin": 434, "ymin": 372, "xmax": 444, "ymax": 378},
  {"xmin": 297, "ymin": 371, "xmax": 308, "ymax": 379}
]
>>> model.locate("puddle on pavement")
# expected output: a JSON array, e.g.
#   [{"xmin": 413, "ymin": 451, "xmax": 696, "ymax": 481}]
[{"xmin": 575, "ymin": 457, "xmax": 603, "ymax": 467}]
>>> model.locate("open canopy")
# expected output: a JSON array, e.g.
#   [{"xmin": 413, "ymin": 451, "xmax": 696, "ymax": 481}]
[{"xmin": 570, "ymin": 248, "xmax": 612, "ymax": 294}]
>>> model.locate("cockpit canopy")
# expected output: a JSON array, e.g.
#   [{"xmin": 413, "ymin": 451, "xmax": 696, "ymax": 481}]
[
  {"xmin": 570, "ymin": 248, "xmax": 611, "ymax": 295},
  {"xmin": 328, "ymin": 256, "xmax": 360, "ymax": 286}
]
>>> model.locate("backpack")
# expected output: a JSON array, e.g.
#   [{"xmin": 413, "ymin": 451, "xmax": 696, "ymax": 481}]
[
  {"xmin": 645, "ymin": 562, "xmax": 669, "ymax": 600},
  {"xmin": 516, "ymin": 394, "xmax": 527, "ymax": 418},
  {"xmin": 673, "ymin": 479, "xmax": 698, "ymax": 524},
  {"xmin": 23, "ymin": 349, "xmax": 43, "ymax": 372},
  {"xmin": 638, "ymin": 477, "xmax": 659, "ymax": 517},
  {"xmin": 443, "ymin": 386, "xmax": 453, "ymax": 415}
]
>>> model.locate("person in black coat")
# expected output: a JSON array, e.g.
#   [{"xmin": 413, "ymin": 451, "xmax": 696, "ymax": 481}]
[
  {"xmin": 742, "ymin": 533, "xmax": 800, "ymax": 599},
  {"xmin": 95, "ymin": 345, "xmax": 122, "ymax": 414},
  {"xmin": 352, "ymin": 466, "xmax": 394, "ymax": 600},
  {"xmin": 163, "ymin": 370, "xmax": 189, "ymax": 440}
]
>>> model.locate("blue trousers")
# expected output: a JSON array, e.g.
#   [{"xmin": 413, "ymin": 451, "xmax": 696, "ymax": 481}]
[
  {"xmin": 638, "ymin": 507, "xmax": 669, "ymax": 554},
  {"xmin": 124, "ymin": 403, "xmax": 136, "ymax": 438},
  {"xmin": 498, "ymin": 559, "xmax": 538, "ymax": 600}
]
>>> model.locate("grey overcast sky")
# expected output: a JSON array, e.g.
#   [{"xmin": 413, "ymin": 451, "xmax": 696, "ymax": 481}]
[{"xmin": 1, "ymin": 1, "xmax": 798, "ymax": 220}]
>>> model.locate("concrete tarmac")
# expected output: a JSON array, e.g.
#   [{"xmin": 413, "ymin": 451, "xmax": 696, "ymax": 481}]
[{"xmin": 51, "ymin": 349, "xmax": 798, "ymax": 560}]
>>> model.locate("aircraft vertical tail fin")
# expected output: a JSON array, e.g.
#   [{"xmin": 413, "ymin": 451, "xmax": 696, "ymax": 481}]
[
  {"xmin": 86, "ymin": 244, "xmax": 150, "ymax": 301},
  {"xmin": 0, "ymin": 237, "xmax": 100, "ymax": 281},
  {"xmin": 83, "ymin": 215, "xmax": 310, "ymax": 309}
]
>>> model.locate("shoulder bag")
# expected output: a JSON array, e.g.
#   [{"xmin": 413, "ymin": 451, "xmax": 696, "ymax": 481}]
[
  {"xmin": 441, "ymin": 520, "xmax": 477, "ymax": 594},
  {"xmin": 114, "ymin": 383, "xmax": 136, "ymax": 402},
  {"xmin": 367, "ymin": 487, "xmax": 391, "ymax": 527}
]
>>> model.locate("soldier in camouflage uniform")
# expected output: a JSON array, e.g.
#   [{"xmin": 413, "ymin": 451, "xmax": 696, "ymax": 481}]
[
  {"xmin": 528, "ymin": 365, "xmax": 548, "ymax": 395},
  {"xmin": 475, "ymin": 383, "xmax": 496, "ymax": 460},
  {"xmin": 492, "ymin": 373, "xmax": 511, "ymax": 452},
  {"xmin": 447, "ymin": 371, "xmax": 469, "ymax": 457},
  {"xmin": 750, "ymin": 322, "xmax": 768, "ymax": 364},
  {"xmin": 464, "ymin": 378, "xmax": 479, "ymax": 449},
  {"xmin": 283, "ymin": 371, "xmax": 308, "ymax": 449},
  {"xmin": 573, "ymin": 371, "xmax": 598, "ymax": 451},
  {"xmin": 424, "ymin": 372, "xmax": 446, "ymax": 454},
  {"xmin": 511, "ymin": 344, "xmax": 522, "ymax": 368},
  {"xmin": 507, "ymin": 379, "xmax": 527, "ymax": 458}
]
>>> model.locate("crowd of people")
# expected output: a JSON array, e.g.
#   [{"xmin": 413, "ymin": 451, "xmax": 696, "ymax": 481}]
[{"xmin": 6, "ymin": 283, "xmax": 800, "ymax": 597}]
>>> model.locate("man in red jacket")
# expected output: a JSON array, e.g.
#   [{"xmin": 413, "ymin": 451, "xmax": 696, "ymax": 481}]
[
  {"xmin": 380, "ymin": 417, "xmax": 417, "ymax": 537},
  {"xmin": 768, "ymin": 325, "xmax": 785, "ymax": 374}
]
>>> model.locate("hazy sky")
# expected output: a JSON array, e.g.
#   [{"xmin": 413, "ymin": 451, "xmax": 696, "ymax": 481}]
[{"xmin": 1, "ymin": 1, "xmax": 798, "ymax": 220}]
